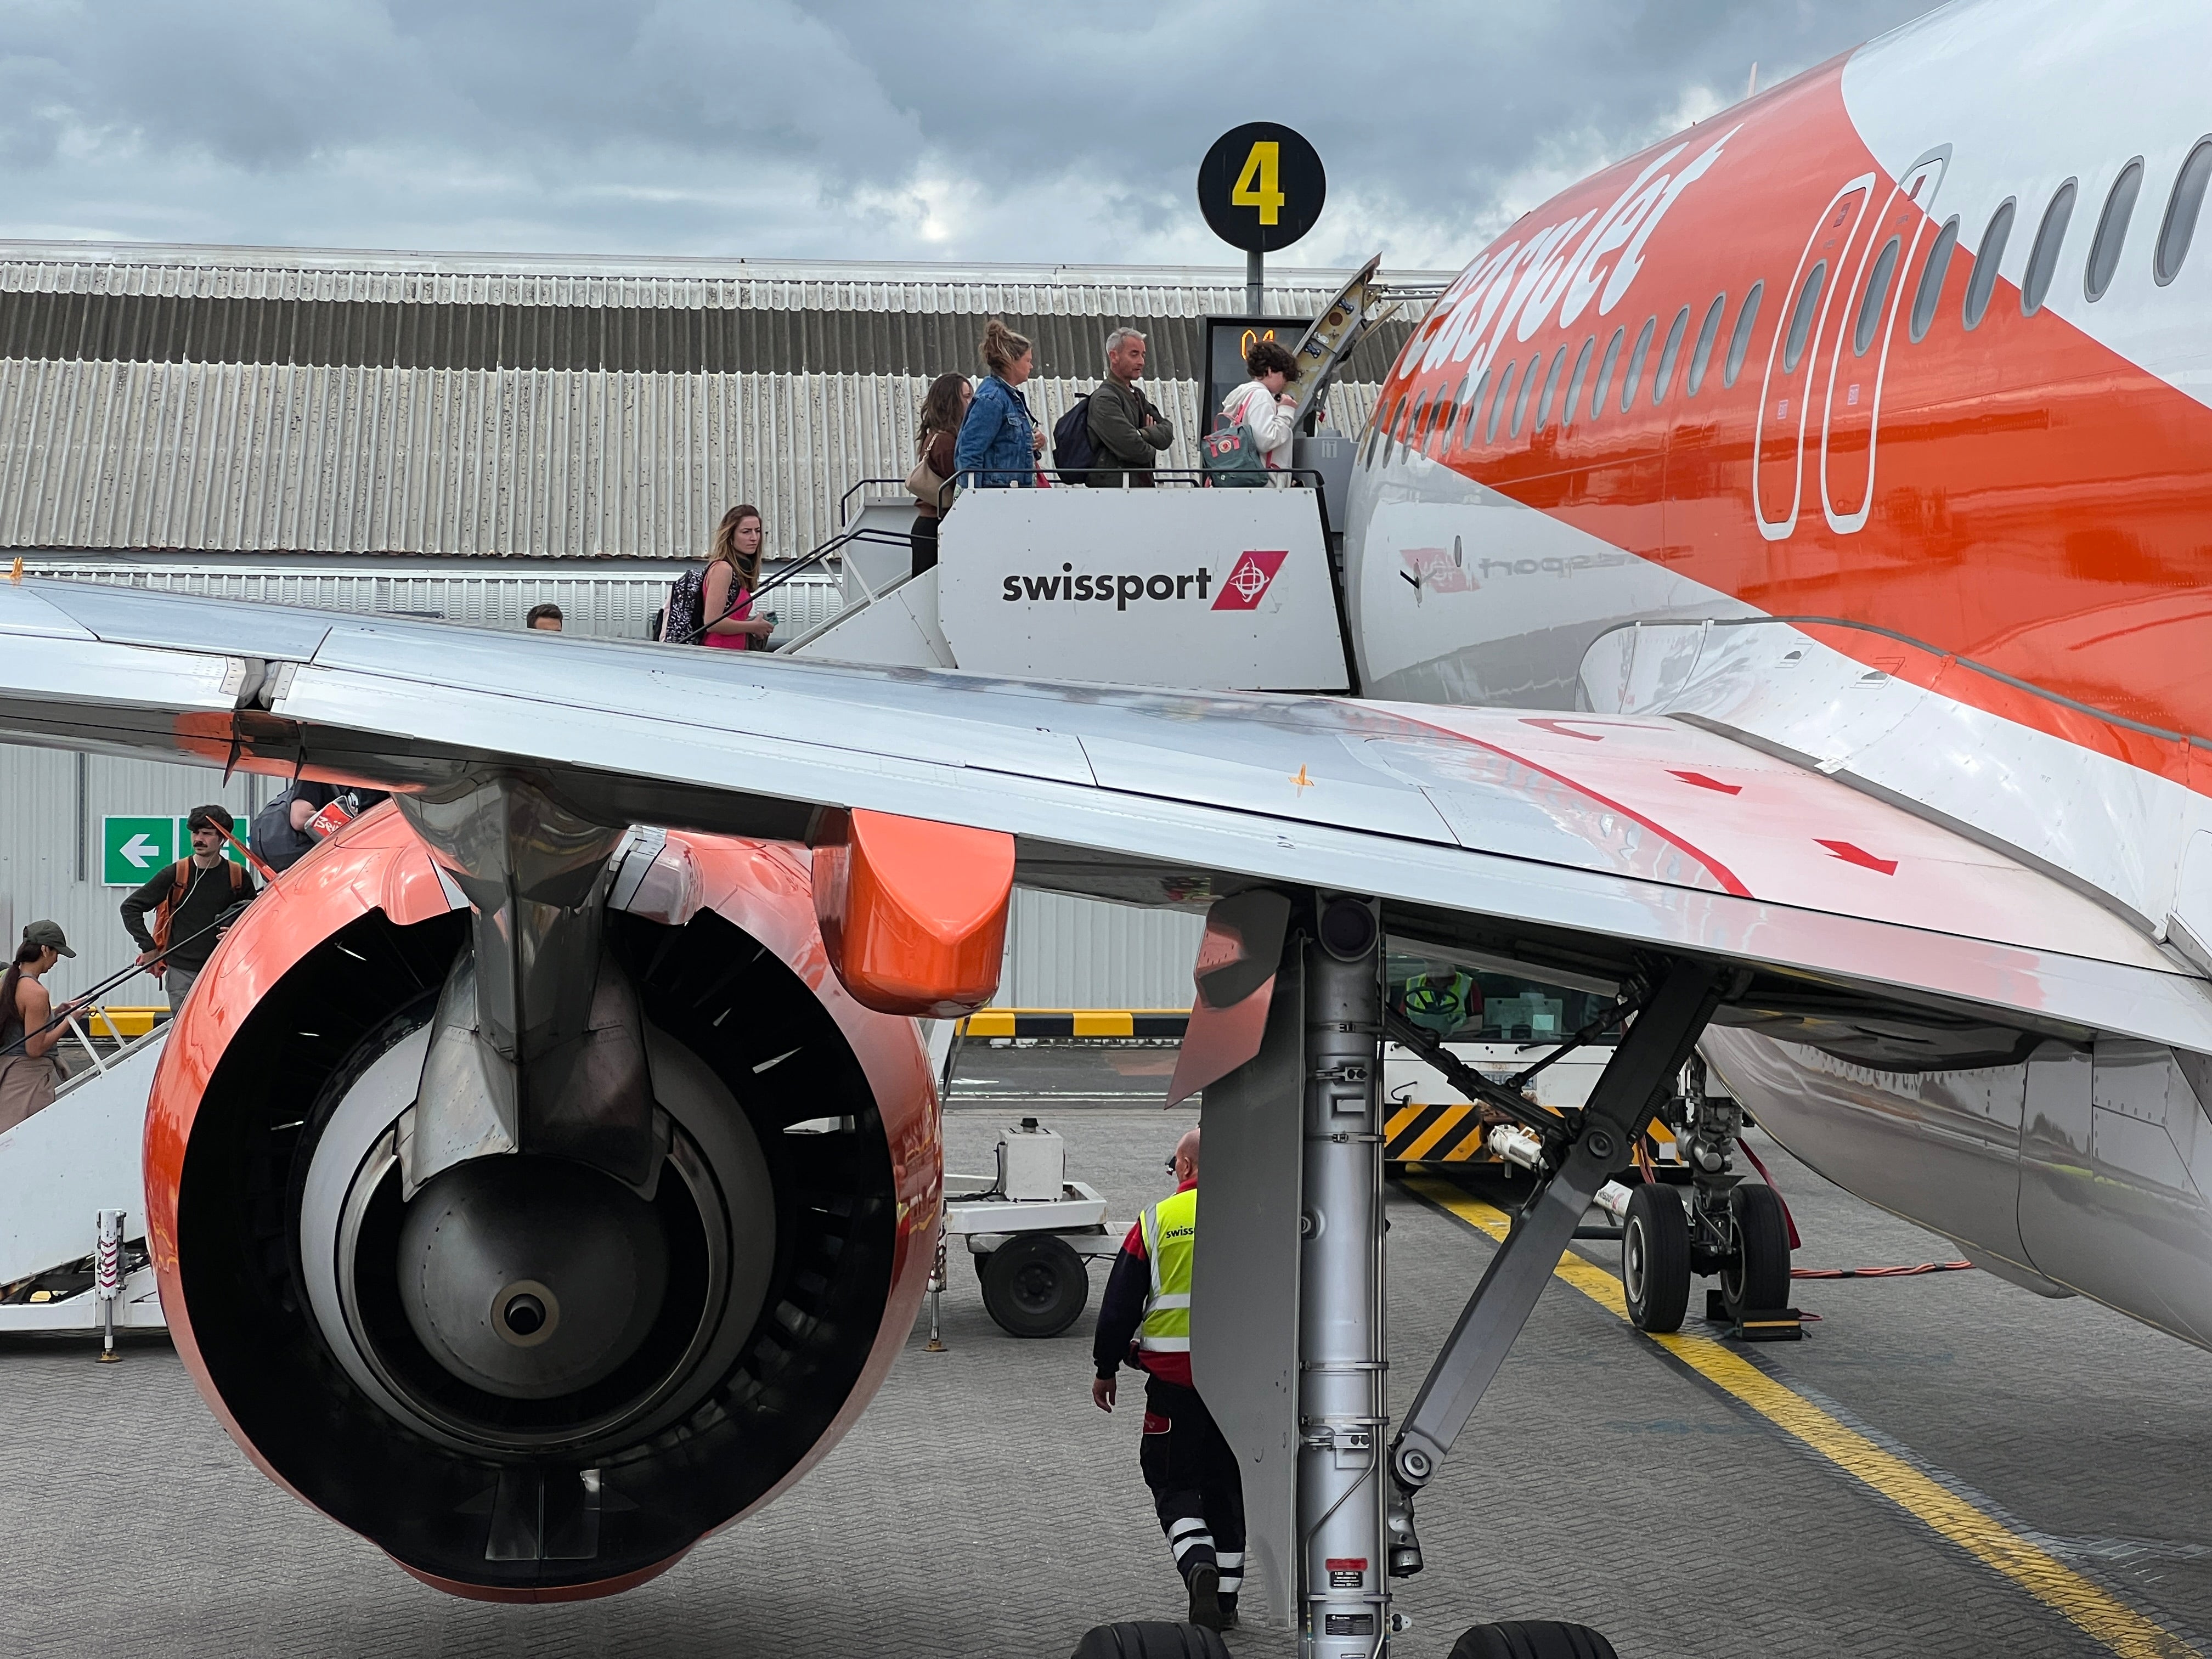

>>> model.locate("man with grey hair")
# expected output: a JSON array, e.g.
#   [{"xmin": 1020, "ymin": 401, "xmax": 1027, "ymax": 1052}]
[{"xmin": 1085, "ymin": 326, "xmax": 1175, "ymax": 487}]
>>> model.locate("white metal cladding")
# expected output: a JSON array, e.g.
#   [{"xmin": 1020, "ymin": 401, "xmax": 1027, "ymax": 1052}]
[
  {"xmin": 10, "ymin": 559, "xmax": 849, "ymax": 642},
  {"xmin": 0, "ymin": 363, "xmax": 1383, "ymax": 562},
  {"xmin": 1, "ymin": 749, "xmax": 1205, "ymax": 1012},
  {"xmin": 993, "ymin": 890, "xmax": 1204, "ymax": 1012},
  {"xmin": 0, "ymin": 745, "xmax": 262, "ymax": 1007}
]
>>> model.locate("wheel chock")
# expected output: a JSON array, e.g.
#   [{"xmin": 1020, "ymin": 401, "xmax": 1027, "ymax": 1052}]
[{"xmin": 1705, "ymin": 1289, "xmax": 1805, "ymax": 1340}]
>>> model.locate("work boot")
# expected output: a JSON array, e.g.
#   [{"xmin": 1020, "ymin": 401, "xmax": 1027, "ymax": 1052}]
[
  {"xmin": 1218, "ymin": 1595, "xmax": 1239, "ymax": 1630},
  {"xmin": 1186, "ymin": 1562, "xmax": 1229, "ymax": 1630}
]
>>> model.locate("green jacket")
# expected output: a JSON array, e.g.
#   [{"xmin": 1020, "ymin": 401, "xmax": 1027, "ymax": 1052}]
[{"xmin": 1085, "ymin": 378, "xmax": 1174, "ymax": 487}]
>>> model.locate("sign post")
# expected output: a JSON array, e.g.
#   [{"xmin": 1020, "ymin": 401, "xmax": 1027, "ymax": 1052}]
[
  {"xmin": 101, "ymin": 815, "xmax": 248, "ymax": 887},
  {"xmin": 1196, "ymin": 123, "xmax": 1327, "ymax": 313}
]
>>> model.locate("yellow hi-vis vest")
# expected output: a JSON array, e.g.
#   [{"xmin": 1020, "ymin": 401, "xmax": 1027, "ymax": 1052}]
[{"xmin": 1137, "ymin": 1186, "xmax": 1199, "ymax": 1355}]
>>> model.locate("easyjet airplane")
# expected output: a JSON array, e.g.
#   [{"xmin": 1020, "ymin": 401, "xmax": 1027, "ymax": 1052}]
[{"xmin": 0, "ymin": 0, "xmax": 2205, "ymax": 1621}]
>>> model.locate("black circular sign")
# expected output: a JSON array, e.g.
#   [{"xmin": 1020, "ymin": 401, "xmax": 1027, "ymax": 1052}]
[{"xmin": 1197, "ymin": 122, "xmax": 1325, "ymax": 254}]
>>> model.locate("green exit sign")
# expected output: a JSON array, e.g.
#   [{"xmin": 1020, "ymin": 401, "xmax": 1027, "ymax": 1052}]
[{"xmin": 101, "ymin": 815, "xmax": 248, "ymax": 887}]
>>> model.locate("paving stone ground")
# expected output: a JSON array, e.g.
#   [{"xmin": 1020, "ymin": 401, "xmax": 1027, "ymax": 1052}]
[{"xmin": 3, "ymin": 1043, "xmax": 2209, "ymax": 1658}]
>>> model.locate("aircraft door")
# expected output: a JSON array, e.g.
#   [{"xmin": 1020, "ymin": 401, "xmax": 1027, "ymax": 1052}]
[
  {"xmin": 1754, "ymin": 179, "xmax": 1874, "ymax": 541},
  {"xmin": 1820, "ymin": 149, "xmax": 1951, "ymax": 533}
]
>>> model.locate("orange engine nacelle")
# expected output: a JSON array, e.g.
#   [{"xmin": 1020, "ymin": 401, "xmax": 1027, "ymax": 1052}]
[{"xmin": 146, "ymin": 803, "xmax": 940, "ymax": 1600}]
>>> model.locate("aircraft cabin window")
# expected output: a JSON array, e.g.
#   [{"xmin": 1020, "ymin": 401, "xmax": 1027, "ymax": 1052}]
[
  {"xmin": 1782, "ymin": 262, "xmax": 1826, "ymax": 374},
  {"xmin": 1560, "ymin": 337, "xmax": 1595, "ymax": 428},
  {"xmin": 2155, "ymin": 138, "xmax": 2212, "ymax": 285},
  {"xmin": 1686, "ymin": 294, "xmax": 1726, "ymax": 397},
  {"xmin": 1654, "ymin": 305, "xmax": 1691, "ymax": 402},
  {"xmin": 1458, "ymin": 368, "xmax": 1491, "ymax": 446},
  {"xmin": 1722, "ymin": 281, "xmax": 1763, "ymax": 388},
  {"xmin": 2086, "ymin": 158, "xmax": 2144, "ymax": 301},
  {"xmin": 1854, "ymin": 236, "xmax": 1903, "ymax": 355},
  {"xmin": 1488, "ymin": 359, "xmax": 1519, "ymax": 442},
  {"xmin": 1621, "ymin": 316, "xmax": 1656, "ymax": 413},
  {"xmin": 1423, "ymin": 392, "xmax": 1450, "ymax": 449},
  {"xmin": 1909, "ymin": 216, "xmax": 1960, "ymax": 342},
  {"xmin": 1531, "ymin": 344, "xmax": 1567, "ymax": 432},
  {"xmin": 2021, "ymin": 178, "xmax": 2078, "ymax": 315},
  {"xmin": 1592, "ymin": 325, "xmax": 1626, "ymax": 420},
  {"xmin": 1400, "ymin": 392, "xmax": 1427, "ymax": 450},
  {"xmin": 1963, "ymin": 198, "xmax": 2016, "ymax": 329}
]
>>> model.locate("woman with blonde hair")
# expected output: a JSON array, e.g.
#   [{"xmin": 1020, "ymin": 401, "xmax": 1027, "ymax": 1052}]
[
  {"xmin": 699, "ymin": 504, "xmax": 777, "ymax": 651},
  {"xmin": 953, "ymin": 318, "xmax": 1045, "ymax": 488},
  {"xmin": 907, "ymin": 371, "xmax": 972, "ymax": 575}
]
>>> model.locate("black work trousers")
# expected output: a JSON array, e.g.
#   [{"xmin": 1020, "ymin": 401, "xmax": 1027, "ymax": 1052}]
[{"xmin": 1139, "ymin": 1375, "xmax": 1246, "ymax": 1611}]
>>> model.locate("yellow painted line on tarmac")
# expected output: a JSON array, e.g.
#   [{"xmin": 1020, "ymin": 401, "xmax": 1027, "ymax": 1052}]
[{"xmin": 1406, "ymin": 1178, "xmax": 2199, "ymax": 1659}]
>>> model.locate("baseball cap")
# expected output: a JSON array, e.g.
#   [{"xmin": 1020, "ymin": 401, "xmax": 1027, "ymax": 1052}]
[
  {"xmin": 22, "ymin": 920, "xmax": 74, "ymax": 958},
  {"xmin": 187, "ymin": 804, "xmax": 234, "ymax": 835}
]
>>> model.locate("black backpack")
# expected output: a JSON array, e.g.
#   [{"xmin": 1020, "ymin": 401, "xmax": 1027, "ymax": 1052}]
[
  {"xmin": 658, "ymin": 567, "xmax": 704, "ymax": 642},
  {"xmin": 1052, "ymin": 393, "xmax": 1099, "ymax": 483}
]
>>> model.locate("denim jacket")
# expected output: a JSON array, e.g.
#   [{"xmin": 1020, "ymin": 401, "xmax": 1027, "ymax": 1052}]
[{"xmin": 954, "ymin": 375, "xmax": 1037, "ymax": 487}]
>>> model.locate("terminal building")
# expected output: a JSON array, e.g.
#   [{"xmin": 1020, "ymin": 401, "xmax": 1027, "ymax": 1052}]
[{"xmin": 0, "ymin": 240, "xmax": 1431, "ymax": 1007}]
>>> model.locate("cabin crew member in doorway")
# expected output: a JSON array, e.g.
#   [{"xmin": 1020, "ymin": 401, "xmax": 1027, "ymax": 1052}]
[{"xmin": 1091, "ymin": 1126, "xmax": 1244, "ymax": 1632}]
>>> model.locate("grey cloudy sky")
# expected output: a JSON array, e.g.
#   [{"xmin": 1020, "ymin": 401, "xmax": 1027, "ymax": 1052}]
[{"xmin": 0, "ymin": 0, "xmax": 1938, "ymax": 272}]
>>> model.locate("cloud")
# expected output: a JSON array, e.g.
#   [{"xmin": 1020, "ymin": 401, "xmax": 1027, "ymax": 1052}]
[{"xmin": 0, "ymin": 0, "xmax": 1939, "ymax": 270}]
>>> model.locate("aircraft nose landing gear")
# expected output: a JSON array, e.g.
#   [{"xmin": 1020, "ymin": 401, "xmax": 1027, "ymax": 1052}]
[{"xmin": 1621, "ymin": 1057, "xmax": 1793, "ymax": 1334}]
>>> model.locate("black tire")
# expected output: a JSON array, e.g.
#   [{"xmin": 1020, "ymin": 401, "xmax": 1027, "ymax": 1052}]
[
  {"xmin": 1719, "ymin": 1182, "xmax": 1792, "ymax": 1321},
  {"xmin": 1450, "ymin": 1621, "xmax": 1620, "ymax": 1659},
  {"xmin": 1621, "ymin": 1183, "xmax": 1691, "ymax": 1333},
  {"xmin": 1068, "ymin": 1620, "xmax": 1231, "ymax": 1658},
  {"xmin": 979, "ymin": 1233, "xmax": 1089, "ymax": 1337}
]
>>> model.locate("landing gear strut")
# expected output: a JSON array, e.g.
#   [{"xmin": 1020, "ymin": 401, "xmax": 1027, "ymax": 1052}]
[{"xmin": 1625, "ymin": 1058, "xmax": 1791, "ymax": 1331}]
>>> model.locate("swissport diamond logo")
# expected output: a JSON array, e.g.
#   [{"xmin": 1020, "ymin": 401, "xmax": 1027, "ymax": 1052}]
[{"xmin": 1212, "ymin": 549, "xmax": 1288, "ymax": 611}]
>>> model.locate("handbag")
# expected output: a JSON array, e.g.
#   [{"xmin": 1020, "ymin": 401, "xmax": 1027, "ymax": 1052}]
[{"xmin": 906, "ymin": 432, "xmax": 950, "ymax": 507}]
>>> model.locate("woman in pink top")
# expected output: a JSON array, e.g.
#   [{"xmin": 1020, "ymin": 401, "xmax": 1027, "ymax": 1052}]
[{"xmin": 701, "ymin": 504, "xmax": 777, "ymax": 651}]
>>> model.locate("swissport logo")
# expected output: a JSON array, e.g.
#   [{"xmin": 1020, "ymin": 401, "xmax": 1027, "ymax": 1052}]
[{"xmin": 1212, "ymin": 549, "xmax": 1287, "ymax": 611}]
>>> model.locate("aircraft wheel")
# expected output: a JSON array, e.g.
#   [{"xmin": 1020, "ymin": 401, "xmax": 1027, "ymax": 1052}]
[
  {"xmin": 1069, "ymin": 1620, "xmax": 1230, "ymax": 1658},
  {"xmin": 1719, "ymin": 1182, "xmax": 1792, "ymax": 1321},
  {"xmin": 980, "ymin": 1234, "xmax": 1089, "ymax": 1337},
  {"xmin": 1449, "ymin": 1620, "xmax": 1620, "ymax": 1658},
  {"xmin": 1621, "ymin": 1183, "xmax": 1691, "ymax": 1333}
]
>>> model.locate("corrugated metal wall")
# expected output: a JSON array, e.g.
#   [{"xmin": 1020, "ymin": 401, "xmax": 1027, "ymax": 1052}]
[
  {"xmin": 0, "ymin": 746, "xmax": 261, "ymax": 1006},
  {"xmin": 0, "ymin": 244, "xmax": 1416, "ymax": 562},
  {"xmin": 13, "ymin": 560, "xmax": 849, "ymax": 641},
  {"xmin": 0, "ymin": 364, "xmax": 1383, "ymax": 563},
  {"xmin": 995, "ymin": 890, "xmax": 1203, "ymax": 1011}
]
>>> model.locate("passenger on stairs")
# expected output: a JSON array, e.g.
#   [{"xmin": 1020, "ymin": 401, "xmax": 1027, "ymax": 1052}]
[
  {"xmin": 699, "ymin": 505, "xmax": 778, "ymax": 652},
  {"xmin": 907, "ymin": 373, "xmax": 971, "ymax": 577},
  {"xmin": 1218, "ymin": 338, "xmax": 1300, "ymax": 471},
  {"xmin": 0, "ymin": 921, "xmax": 79, "ymax": 1132},
  {"xmin": 1086, "ymin": 328, "xmax": 1175, "ymax": 488},
  {"xmin": 955, "ymin": 318, "xmax": 1045, "ymax": 488}
]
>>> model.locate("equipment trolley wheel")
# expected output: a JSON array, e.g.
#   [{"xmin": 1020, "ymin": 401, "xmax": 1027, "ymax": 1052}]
[
  {"xmin": 1449, "ymin": 1621, "xmax": 1620, "ymax": 1658},
  {"xmin": 979, "ymin": 1233, "xmax": 1090, "ymax": 1337},
  {"xmin": 1718, "ymin": 1182, "xmax": 1791, "ymax": 1322},
  {"xmin": 1621, "ymin": 1182, "xmax": 1691, "ymax": 1334}
]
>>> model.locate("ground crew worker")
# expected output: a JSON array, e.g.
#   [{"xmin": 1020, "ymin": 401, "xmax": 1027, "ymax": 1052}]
[
  {"xmin": 1401, "ymin": 966, "xmax": 1480, "ymax": 1036},
  {"xmin": 120, "ymin": 804, "xmax": 259, "ymax": 1010},
  {"xmin": 1091, "ymin": 1126, "xmax": 1244, "ymax": 1633}
]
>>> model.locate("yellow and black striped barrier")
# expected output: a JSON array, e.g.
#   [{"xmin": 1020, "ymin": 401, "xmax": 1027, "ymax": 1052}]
[
  {"xmin": 1384, "ymin": 1102, "xmax": 1499, "ymax": 1164},
  {"xmin": 955, "ymin": 1008, "xmax": 1191, "ymax": 1040}
]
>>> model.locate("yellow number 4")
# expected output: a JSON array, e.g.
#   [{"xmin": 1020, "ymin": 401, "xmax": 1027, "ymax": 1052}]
[{"xmin": 1232, "ymin": 140, "xmax": 1285, "ymax": 227}]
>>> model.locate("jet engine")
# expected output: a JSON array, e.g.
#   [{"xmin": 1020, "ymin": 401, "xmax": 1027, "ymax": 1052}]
[{"xmin": 143, "ymin": 802, "xmax": 943, "ymax": 1599}]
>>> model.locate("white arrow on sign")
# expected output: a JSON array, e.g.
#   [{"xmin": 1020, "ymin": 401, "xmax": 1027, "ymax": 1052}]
[{"xmin": 119, "ymin": 832, "xmax": 163, "ymax": 870}]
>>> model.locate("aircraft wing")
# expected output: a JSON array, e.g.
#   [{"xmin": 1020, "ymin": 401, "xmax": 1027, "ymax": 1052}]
[{"xmin": 2, "ymin": 575, "xmax": 2204, "ymax": 1061}]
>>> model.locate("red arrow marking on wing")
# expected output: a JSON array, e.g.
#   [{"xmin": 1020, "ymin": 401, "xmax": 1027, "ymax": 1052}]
[
  {"xmin": 1816, "ymin": 839, "xmax": 1898, "ymax": 876},
  {"xmin": 1669, "ymin": 770, "xmax": 1742, "ymax": 794}
]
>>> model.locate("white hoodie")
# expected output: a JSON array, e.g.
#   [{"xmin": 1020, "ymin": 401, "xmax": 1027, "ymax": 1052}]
[{"xmin": 1220, "ymin": 381, "xmax": 1296, "ymax": 470}]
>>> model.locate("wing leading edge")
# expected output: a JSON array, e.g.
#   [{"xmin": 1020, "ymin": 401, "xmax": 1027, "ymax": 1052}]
[{"xmin": 0, "ymin": 576, "xmax": 2204, "ymax": 1064}]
